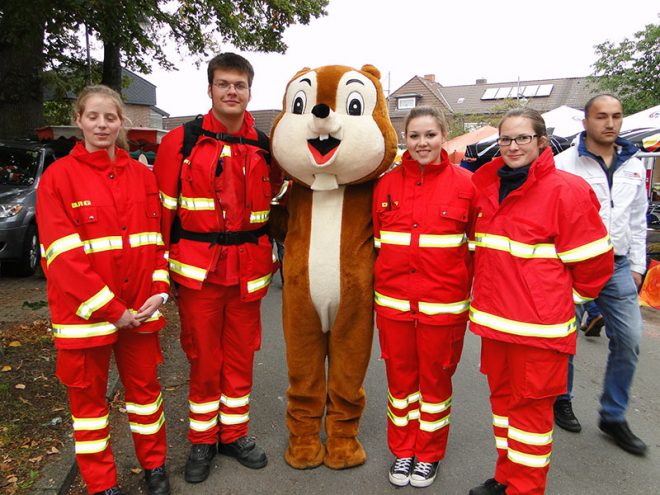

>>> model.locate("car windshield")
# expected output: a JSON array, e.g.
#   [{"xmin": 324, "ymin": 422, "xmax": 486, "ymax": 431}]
[{"xmin": 0, "ymin": 147, "xmax": 40, "ymax": 187}]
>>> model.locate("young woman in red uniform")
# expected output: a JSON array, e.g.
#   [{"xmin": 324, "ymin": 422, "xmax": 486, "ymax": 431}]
[
  {"xmin": 373, "ymin": 106, "xmax": 476, "ymax": 488},
  {"xmin": 468, "ymin": 108, "xmax": 613, "ymax": 495},
  {"xmin": 37, "ymin": 85, "xmax": 171, "ymax": 495}
]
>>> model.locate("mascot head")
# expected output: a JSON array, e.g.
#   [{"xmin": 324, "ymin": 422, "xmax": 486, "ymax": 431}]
[{"xmin": 271, "ymin": 64, "xmax": 397, "ymax": 191}]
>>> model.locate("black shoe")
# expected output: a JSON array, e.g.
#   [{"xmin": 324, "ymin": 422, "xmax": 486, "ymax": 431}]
[
  {"xmin": 469, "ymin": 478, "xmax": 507, "ymax": 495},
  {"xmin": 410, "ymin": 460, "xmax": 439, "ymax": 488},
  {"xmin": 599, "ymin": 419, "xmax": 647, "ymax": 456},
  {"xmin": 582, "ymin": 315, "xmax": 604, "ymax": 337},
  {"xmin": 388, "ymin": 457, "xmax": 414, "ymax": 486},
  {"xmin": 554, "ymin": 399, "xmax": 582, "ymax": 433},
  {"xmin": 144, "ymin": 465, "xmax": 171, "ymax": 495},
  {"xmin": 93, "ymin": 488, "xmax": 122, "ymax": 495},
  {"xmin": 218, "ymin": 436, "xmax": 268, "ymax": 469},
  {"xmin": 184, "ymin": 443, "xmax": 216, "ymax": 483}
]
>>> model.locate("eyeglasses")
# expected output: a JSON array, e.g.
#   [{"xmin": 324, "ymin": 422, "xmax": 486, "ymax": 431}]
[
  {"xmin": 497, "ymin": 134, "xmax": 538, "ymax": 146},
  {"xmin": 213, "ymin": 80, "xmax": 249, "ymax": 92}
]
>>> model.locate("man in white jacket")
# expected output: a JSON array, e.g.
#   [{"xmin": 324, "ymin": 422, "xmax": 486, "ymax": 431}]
[{"xmin": 553, "ymin": 94, "xmax": 647, "ymax": 456}]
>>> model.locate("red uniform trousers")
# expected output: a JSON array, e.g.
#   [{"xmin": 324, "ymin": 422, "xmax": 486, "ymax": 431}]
[
  {"xmin": 377, "ymin": 315, "xmax": 466, "ymax": 462},
  {"xmin": 56, "ymin": 331, "xmax": 166, "ymax": 494},
  {"xmin": 480, "ymin": 338, "xmax": 568, "ymax": 495},
  {"xmin": 178, "ymin": 283, "xmax": 261, "ymax": 445}
]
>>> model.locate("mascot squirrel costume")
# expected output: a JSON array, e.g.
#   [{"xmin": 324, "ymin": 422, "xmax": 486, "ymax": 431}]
[{"xmin": 270, "ymin": 64, "xmax": 397, "ymax": 469}]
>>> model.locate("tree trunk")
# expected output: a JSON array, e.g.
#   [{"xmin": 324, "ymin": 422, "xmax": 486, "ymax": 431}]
[{"xmin": 101, "ymin": 42, "xmax": 122, "ymax": 94}]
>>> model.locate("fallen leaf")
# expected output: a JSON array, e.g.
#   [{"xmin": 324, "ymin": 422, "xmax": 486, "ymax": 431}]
[
  {"xmin": 51, "ymin": 407, "xmax": 64, "ymax": 412},
  {"xmin": 15, "ymin": 384, "xmax": 25, "ymax": 390},
  {"xmin": 130, "ymin": 467, "xmax": 142, "ymax": 474},
  {"xmin": 29, "ymin": 456, "xmax": 43, "ymax": 463},
  {"xmin": 18, "ymin": 397, "xmax": 30, "ymax": 405},
  {"xmin": 8, "ymin": 341, "xmax": 21, "ymax": 348},
  {"xmin": 6, "ymin": 475, "xmax": 17, "ymax": 483},
  {"xmin": 46, "ymin": 446, "xmax": 59, "ymax": 455},
  {"xmin": 1, "ymin": 366, "xmax": 11, "ymax": 372}
]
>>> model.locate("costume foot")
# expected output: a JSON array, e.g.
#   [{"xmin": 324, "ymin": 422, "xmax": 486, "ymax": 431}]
[
  {"xmin": 323, "ymin": 437, "xmax": 366, "ymax": 470},
  {"xmin": 285, "ymin": 434, "xmax": 325, "ymax": 469}
]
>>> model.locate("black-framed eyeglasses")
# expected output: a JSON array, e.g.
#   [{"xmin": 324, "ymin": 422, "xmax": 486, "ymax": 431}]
[
  {"xmin": 497, "ymin": 134, "xmax": 538, "ymax": 146},
  {"xmin": 213, "ymin": 81, "xmax": 249, "ymax": 92}
]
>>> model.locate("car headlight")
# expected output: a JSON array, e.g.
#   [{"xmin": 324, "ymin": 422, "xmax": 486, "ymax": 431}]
[{"xmin": 0, "ymin": 204, "xmax": 24, "ymax": 218}]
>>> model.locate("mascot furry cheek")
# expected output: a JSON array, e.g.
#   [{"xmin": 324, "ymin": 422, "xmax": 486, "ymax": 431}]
[{"xmin": 270, "ymin": 65, "xmax": 397, "ymax": 470}]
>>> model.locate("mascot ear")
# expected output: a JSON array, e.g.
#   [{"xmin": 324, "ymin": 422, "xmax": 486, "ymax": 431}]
[
  {"xmin": 361, "ymin": 64, "xmax": 381, "ymax": 80},
  {"xmin": 292, "ymin": 67, "xmax": 312, "ymax": 79}
]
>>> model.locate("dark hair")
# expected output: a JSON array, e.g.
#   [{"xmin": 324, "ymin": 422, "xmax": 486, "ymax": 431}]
[
  {"xmin": 207, "ymin": 52, "xmax": 254, "ymax": 87},
  {"xmin": 404, "ymin": 106, "xmax": 448, "ymax": 137},
  {"xmin": 584, "ymin": 94, "xmax": 622, "ymax": 117},
  {"xmin": 498, "ymin": 107, "xmax": 548, "ymax": 141},
  {"xmin": 74, "ymin": 85, "xmax": 129, "ymax": 150}
]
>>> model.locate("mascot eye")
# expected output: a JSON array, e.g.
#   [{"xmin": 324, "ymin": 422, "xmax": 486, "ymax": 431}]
[
  {"xmin": 346, "ymin": 92, "xmax": 364, "ymax": 116},
  {"xmin": 292, "ymin": 90, "xmax": 307, "ymax": 114}
]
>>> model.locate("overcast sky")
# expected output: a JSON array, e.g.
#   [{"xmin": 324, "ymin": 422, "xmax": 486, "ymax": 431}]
[{"xmin": 144, "ymin": 0, "xmax": 658, "ymax": 117}]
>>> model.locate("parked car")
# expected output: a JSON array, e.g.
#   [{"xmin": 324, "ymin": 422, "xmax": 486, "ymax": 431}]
[{"xmin": 0, "ymin": 139, "xmax": 73, "ymax": 276}]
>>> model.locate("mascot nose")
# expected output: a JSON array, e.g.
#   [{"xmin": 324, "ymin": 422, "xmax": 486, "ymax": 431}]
[{"xmin": 311, "ymin": 104, "xmax": 330, "ymax": 119}]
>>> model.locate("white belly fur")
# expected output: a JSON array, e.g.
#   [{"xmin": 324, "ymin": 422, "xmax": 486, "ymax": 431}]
[{"xmin": 309, "ymin": 186, "xmax": 344, "ymax": 333}]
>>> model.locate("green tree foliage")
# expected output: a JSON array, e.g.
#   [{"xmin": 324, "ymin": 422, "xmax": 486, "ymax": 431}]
[{"xmin": 591, "ymin": 23, "xmax": 660, "ymax": 115}]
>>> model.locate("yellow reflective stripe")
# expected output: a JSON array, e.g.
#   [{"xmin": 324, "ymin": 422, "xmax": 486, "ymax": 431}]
[
  {"xmin": 75, "ymin": 435, "xmax": 110, "ymax": 454},
  {"xmin": 419, "ymin": 415, "xmax": 451, "ymax": 432},
  {"xmin": 169, "ymin": 259, "xmax": 207, "ymax": 282},
  {"xmin": 189, "ymin": 399, "xmax": 220, "ymax": 415},
  {"xmin": 388, "ymin": 390, "xmax": 420, "ymax": 410},
  {"xmin": 45, "ymin": 233, "xmax": 84, "ymax": 266},
  {"xmin": 247, "ymin": 273, "xmax": 272, "ymax": 293},
  {"xmin": 152, "ymin": 269, "xmax": 170, "ymax": 285},
  {"xmin": 40, "ymin": 244, "xmax": 46, "ymax": 257},
  {"xmin": 127, "ymin": 308, "xmax": 161, "ymax": 323},
  {"xmin": 219, "ymin": 412, "xmax": 249, "ymax": 425},
  {"xmin": 76, "ymin": 286, "xmax": 115, "ymax": 320},
  {"xmin": 375, "ymin": 291, "xmax": 410, "ymax": 312},
  {"xmin": 468, "ymin": 240, "xmax": 476, "ymax": 251},
  {"xmin": 474, "ymin": 233, "xmax": 558, "ymax": 259},
  {"xmin": 495, "ymin": 436, "xmax": 508, "ymax": 450},
  {"xmin": 573, "ymin": 289, "xmax": 593, "ymax": 304},
  {"xmin": 129, "ymin": 232, "xmax": 164, "ymax": 247},
  {"xmin": 126, "ymin": 394, "xmax": 163, "ymax": 416},
  {"xmin": 52, "ymin": 322, "xmax": 117, "ymax": 339},
  {"xmin": 493, "ymin": 414, "xmax": 509, "ymax": 428},
  {"xmin": 374, "ymin": 237, "xmax": 381, "ymax": 249},
  {"xmin": 418, "ymin": 299, "xmax": 470, "ymax": 315},
  {"xmin": 189, "ymin": 417, "xmax": 217, "ymax": 432},
  {"xmin": 379, "ymin": 230, "xmax": 411, "ymax": 246},
  {"xmin": 82, "ymin": 236, "xmax": 123, "ymax": 254},
  {"xmin": 249, "ymin": 210, "xmax": 270, "ymax": 223},
  {"xmin": 159, "ymin": 191, "xmax": 178, "ymax": 210},
  {"xmin": 221, "ymin": 145, "xmax": 232, "ymax": 157},
  {"xmin": 129, "ymin": 412, "xmax": 165, "ymax": 435},
  {"xmin": 220, "ymin": 394, "xmax": 250, "ymax": 408},
  {"xmin": 72, "ymin": 414, "xmax": 109, "ymax": 431},
  {"xmin": 470, "ymin": 306, "xmax": 576, "ymax": 339},
  {"xmin": 164, "ymin": 251, "xmax": 169, "ymax": 260},
  {"xmin": 387, "ymin": 408, "xmax": 420, "ymax": 427},
  {"xmin": 508, "ymin": 426, "xmax": 552, "ymax": 446},
  {"xmin": 418, "ymin": 233, "xmax": 466, "ymax": 248},
  {"xmin": 179, "ymin": 196, "xmax": 215, "ymax": 211},
  {"xmin": 508, "ymin": 448, "xmax": 551, "ymax": 468},
  {"xmin": 557, "ymin": 235, "xmax": 612, "ymax": 263},
  {"xmin": 420, "ymin": 396, "xmax": 451, "ymax": 414}
]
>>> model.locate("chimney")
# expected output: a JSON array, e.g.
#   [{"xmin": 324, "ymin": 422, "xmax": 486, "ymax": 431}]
[
  {"xmin": 423, "ymin": 74, "xmax": 436, "ymax": 83},
  {"xmin": 476, "ymin": 78, "xmax": 487, "ymax": 84}
]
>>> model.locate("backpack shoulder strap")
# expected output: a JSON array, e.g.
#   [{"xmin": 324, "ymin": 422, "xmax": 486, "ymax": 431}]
[{"xmin": 180, "ymin": 115, "xmax": 204, "ymax": 160}]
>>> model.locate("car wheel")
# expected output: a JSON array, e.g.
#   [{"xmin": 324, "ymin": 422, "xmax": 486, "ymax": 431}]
[{"xmin": 1, "ymin": 224, "xmax": 40, "ymax": 277}]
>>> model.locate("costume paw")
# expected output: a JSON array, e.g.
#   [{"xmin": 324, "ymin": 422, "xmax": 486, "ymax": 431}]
[
  {"xmin": 323, "ymin": 436, "xmax": 366, "ymax": 470},
  {"xmin": 285, "ymin": 434, "xmax": 325, "ymax": 469}
]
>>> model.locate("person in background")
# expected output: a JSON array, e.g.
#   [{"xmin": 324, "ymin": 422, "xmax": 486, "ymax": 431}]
[
  {"xmin": 37, "ymin": 85, "xmax": 171, "ymax": 495},
  {"xmin": 468, "ymin": 108, "xmax": 613, "ymax": 495},
  {"xmin": 373, "ymin": 106, "xmax": 476, "ymax": 488},
  {"xmin": 553, "ymin": 94, "xmax": 648, "ymax": 456}
]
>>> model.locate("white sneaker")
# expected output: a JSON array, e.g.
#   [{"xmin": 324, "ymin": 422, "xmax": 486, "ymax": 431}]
[
  {"xmin": 389, "ymin": 457, "xmax": 414, "ymax": 486},
  {"xmin": 410, "ymin": 460, "xmax": 439, "ymax": 488}
]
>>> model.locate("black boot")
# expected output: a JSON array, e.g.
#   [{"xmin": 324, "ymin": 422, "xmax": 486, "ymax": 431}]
[
  {"xmin": 553, "ymin": 399, "xmax": 582, "ymax": 432},
  {"xmin": 184, "ymin": 443, "xmax": 217, "ymax": 483},
  {"xmin": 599, "ymin": 419, "xmax": 647, "ymax": 456},
  {"xmin": 469, "ymin": 478, "xmax": 507, "ymax": 495},
  {"xmin": 144, "ymin": 465, "xmax": 171, "ymax": 495},
  {"xmin": 218, "ymin": 436, "xmax": 267, "ymax": 469},
  {"xmin": 93, "ymin": 487, "xmax": 122, "ymax": 495}
]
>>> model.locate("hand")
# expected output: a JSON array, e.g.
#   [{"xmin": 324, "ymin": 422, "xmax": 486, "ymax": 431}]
[
  {"xmin": 631, "ymin": 271, "xmax": 643, "ymax": 291},
  {"xmin": 114, "ymin": 309, "xmax": 141, "ymax": 329},
  {"xmin": 134, "ymin": 294, "xmax": 164, "ymax": 322}
]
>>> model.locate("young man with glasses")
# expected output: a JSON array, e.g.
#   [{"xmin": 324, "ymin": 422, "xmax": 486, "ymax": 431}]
[
  {"xmin": 154, "ymin": 52, "xmax": 275, "ymax": 483},
  {"xmin": 554, "ymin": 94, "xmax": 648, "ymax": 456}
]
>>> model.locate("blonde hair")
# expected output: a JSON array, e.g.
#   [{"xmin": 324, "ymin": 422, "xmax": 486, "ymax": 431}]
[
  {"xmin": 404, "ymin": 106, "xmax": 448, "ymax": 138},
  {"xmin": 74, "ymin": 85, "xmax": 129, "ymax": 150}
]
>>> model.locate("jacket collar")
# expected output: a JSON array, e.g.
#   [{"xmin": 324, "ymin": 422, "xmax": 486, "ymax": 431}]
[
  {"xmin": 70, "ymin": 142, "xmax": 130, "ymax": 169},
  {"xmin": 203, "ymin": 109, "xmax": 257, "ymax": 139},
  {"xmin": 401, "ymin": 148, "xmax": 452, "ymax": 177},
  {"xmin": 576, "ymin": 131, "xmax": 638, "ymax": 169}
]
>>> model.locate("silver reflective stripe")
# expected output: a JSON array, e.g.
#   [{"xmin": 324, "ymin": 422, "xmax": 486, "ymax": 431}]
[
  {"xmin": 419, "ymin": 414, "xmax": 450, "ymax": 432},
  {"xmin": 126, "ymin": 394, "xmax": 163, "ymax": 416},
  {"xmin": 72, "ymin": 415, "xmax": 109, "ymax": 431},
  {"xmin": 160, "ymin": 191, "xmax": 178, "ymax": 210},
  {"xmin": 219, "ymin": 412, "xmax": 249, "ymax": 425},
  {"xmin": 189, "ymin": 399, "xmax": 220, "ymax": 415},
  {"xmin": 507, "ymin": 448, "xmax": 551, "ymax": 468},
  {"xmin": 75, "ymin": 435, "xmax": 110, "ymax": 454},
  {"xmin": 129, "ymin": 412, "xmax": 165, "ymax": 435},
  {"xmin": 474, "ymin": 233, "xmax": 558, "ymax": 259},
  {"xmin": 179, "ymin": 196, "xmax": 215, "ymax": 211},
  {"xmin": 558, "ymin": 235, "xmax": 612, "ymax": 263},
  {"xmin": 76, "ymin": 286, "xmax": 115, "ymax": 320},
  {"xmin": 52, "ymin": 322, "xmax": 117, "ymax": 339},
  {"xmin": 508, "ymin": 426, "xmax": 552, "ymax": 446},
  {"xmin": 374, "ymin": 291, "xmax": 410, "ymax": 312},
  {"xmin": 418, "ymin": 233, "xmax": 466, "ymax": 248},
  {"xmin": 379, "ymin": 230, "xmax": 411, "ymax": 246},
  {"xmin": 470, "ymin": 306, "xmax": 576, "ymax": 339},
  {"xmin": 418, "ymin": 299, "xmax": 470, "ymax": 315}
]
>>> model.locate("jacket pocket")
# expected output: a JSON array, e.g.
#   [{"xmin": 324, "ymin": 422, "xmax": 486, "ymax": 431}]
[{"xmin": 522, "ymin": 352, "xmax": 567, "ymax": 399}]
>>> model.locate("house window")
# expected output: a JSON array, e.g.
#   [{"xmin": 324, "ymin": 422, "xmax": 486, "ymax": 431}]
[{"xmin": 397, "ymin": 97, "xmax": 417, "ymax": 110}]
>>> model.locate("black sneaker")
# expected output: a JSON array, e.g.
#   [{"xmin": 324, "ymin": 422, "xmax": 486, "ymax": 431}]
[
  {"xmin": 582, "ymin": 315, "xmax": 604, "ymax": 337},
  {"xmin": 553, "ymin": 399, "xmax": 582, "ymax": 433},
  {"xmin": 184, "ymin": 443, "xmax": 216, "ymax": 483},
  {"xmin": 93, "ymin": 488, "xmax": 122, "ymax": 495},
  {"xmin": 410, "ymin": 460, "xmax": 439, "ymax": 488},
  {"xmin": 469, "ymin": 478, "xmax": 507, "ymax": 495},
  {"xmin": 599, "ymin": 419, "xmax": 647, "ymax": 456},
  {"xmin": 388, "ymin": 457, "xmax": 414, "ymax": 486},
  {"xmin": 218, "ymin": 436, "xmax": 268, "ymax": 469},
  {"xmin": 144, "ymin": 465, "xmax": 171, "ymax": 495}
]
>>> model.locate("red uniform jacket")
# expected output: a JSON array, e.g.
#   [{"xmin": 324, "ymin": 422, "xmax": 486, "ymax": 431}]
[
  {"xmin": 153, "ymin": 111, "xmax": 274, "ymax": 300},
  {"xmin": 469, "ymin": 147, "xmax": 614, "ymax": 354},
  {"xmin": 37, "ymin": 144, "xmax": 169, "ymax": 350},
  {"xmin": 373, "ymin": 150, "xmax": 477, "ymax": 326}
]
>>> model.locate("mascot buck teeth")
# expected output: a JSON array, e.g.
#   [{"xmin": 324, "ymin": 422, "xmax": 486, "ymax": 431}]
[{"xmin": 270, "ymin": 64, "xmax": 397, "ymax": 469}]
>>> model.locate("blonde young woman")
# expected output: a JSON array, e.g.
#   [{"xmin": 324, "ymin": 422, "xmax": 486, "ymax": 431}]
[{"xmin": 37, "ymin": 85, "xmax": 170, "ymax": 495}]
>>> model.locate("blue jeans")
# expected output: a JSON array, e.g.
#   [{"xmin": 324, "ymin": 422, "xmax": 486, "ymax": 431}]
[
  {"xmin": 584, "ymin": 300, "xmax": 601, "ymax": 326},
  {"xmin": 557, "ymin": 257, "xmax": 643, "ymax": 422}
]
